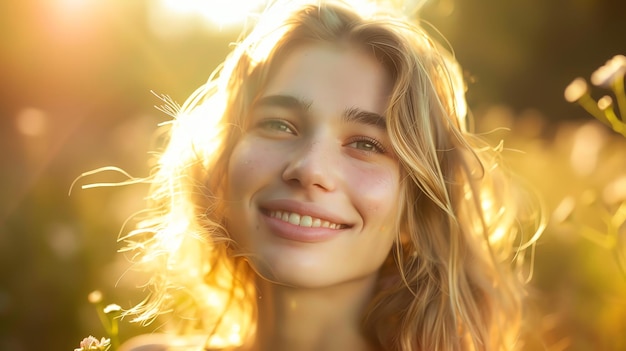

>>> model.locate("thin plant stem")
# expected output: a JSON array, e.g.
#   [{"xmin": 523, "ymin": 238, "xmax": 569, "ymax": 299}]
[
  {"xmin": 611, "ymin": 74, "xmax": 626, "ymax": 120},
  {"xmin": 95, "ymin": 304, "xmax": 112, "ymax": 337},
  {"xmin": 577, "ymin": 93, "xmax": 608, "ymax": 123},
  {"xmin": 110, "ymin": 317, "xmax": 119, "ymax": 351},
  {"xmin": 601, "ymin": 102, "xmax": 626, "ymax": 136}
]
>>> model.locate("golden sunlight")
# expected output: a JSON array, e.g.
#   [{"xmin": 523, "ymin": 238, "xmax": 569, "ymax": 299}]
[{"xmin": 158, "ymin": 0, "xmax": 266, "ymax": 27}]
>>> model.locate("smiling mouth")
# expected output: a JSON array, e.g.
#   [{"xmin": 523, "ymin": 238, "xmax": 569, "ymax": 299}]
[{"xmin": 267, "ymin": 210, "xmax": 348, "ymax": 229}]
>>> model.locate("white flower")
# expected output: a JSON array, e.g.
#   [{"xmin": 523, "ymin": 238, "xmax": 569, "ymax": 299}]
[
  {"xmin": 591, "ymin": 54, "xmax": 626, "ymax": 88},
  {"xmin": 564, "ymin": 77, "xmax": 589, "ymax": 102},
  {"xmin": 87, "ymin": 290, "xmax": 103, "ymax": 304},
  {"xmin": 74, "ymin": 335, "xmax": 111, "ymax": 351},
  {"xmin": 597, "ymin": 95, "xmax": 613, "ymax": 110},
  {"xmin": 103, "ymin": 303, "xmax": 122, "ymax": 314}
]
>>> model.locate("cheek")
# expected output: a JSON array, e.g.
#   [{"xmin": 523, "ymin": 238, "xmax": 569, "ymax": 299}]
[
  {"xmin": 350, "ymin": 165, "xmax": 400, "ymax": 215},
  {"xmin": 227, "ymin": 140, "xmax": 274, "ymax": 198},
  {"xmin": 227, "ymin": 146, "xmax": 255, "ymax": 196},
  {"xmin": 225, "ymin": 141, "xmax": 268, "ymax": 244}
]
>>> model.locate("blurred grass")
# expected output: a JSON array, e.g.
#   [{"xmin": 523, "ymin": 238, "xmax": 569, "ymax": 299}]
[{"xmin": 477, "ymin": 108, "xmax": 626, "ymax": 351}]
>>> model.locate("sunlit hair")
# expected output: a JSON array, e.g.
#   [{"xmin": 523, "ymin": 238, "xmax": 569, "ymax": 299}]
[{"xmin": 119, "ymin": 1, "xmax": 544, "ymax": 350}]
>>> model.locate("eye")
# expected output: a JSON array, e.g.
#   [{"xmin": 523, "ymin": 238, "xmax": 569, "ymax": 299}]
[
  {"xmin": 346, "ymin": 137, "xmax": 386, "ymax": 154},
  {"xmin": 259, "ymin": 119, "xmax": 296, "ymax": 134}
]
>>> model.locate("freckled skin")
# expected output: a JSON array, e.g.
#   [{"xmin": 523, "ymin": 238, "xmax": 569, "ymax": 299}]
[{"xmin": 226, "ymin": 44, "xmax": 400, "ymax": 288}]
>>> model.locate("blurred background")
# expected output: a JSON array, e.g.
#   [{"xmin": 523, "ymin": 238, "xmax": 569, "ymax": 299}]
[{"xmin": 1, "ymin": 0, "xmax": 625, "ymax": 350}]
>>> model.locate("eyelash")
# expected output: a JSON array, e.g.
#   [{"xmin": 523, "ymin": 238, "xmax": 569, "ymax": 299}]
[
  {"xmin": 258, "ymin": 119, "xmax": 295, "ymax": 134},
  {"xmin": 256, "ymin": 118, "xmax": 387, "ymax": 154},
  {"xmin": 347, "ymin": 136, "xmax": 387, "ymax": 154}
]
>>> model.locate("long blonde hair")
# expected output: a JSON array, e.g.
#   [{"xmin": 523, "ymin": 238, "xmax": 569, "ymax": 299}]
[{"xmin": 119, "ymin": 1, "xmax": 543, "ymax": 350}]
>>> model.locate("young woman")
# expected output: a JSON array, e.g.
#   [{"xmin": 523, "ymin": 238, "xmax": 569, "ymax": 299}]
[{"xmin": 117, "ymin": 1, "xmax": 543, "ymax": 350}]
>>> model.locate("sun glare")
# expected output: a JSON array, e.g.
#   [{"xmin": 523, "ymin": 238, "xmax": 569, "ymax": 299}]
[{"xmin": 159, "ymin": 0, "xmax": 266, "ymax": 28}]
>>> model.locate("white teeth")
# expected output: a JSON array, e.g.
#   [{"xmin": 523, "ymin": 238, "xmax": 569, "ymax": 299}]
[
  {"xmin": 301, "ymin": 215, "xmax": 313, "ymax": 227},
  {"xmin": 269, "ymin": 210, "xmax": 343, "ymax": 229},
  {"xmin": 288, "ymin": 212, "xmax": 300, "ymax": 225},
  {"xmin": 312, "ymin": 218, "xmax": 321, "ymax": 227}
]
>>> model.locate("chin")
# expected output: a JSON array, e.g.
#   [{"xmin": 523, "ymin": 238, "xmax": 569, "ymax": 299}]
[{"xmin": 246, "ymin": 257, "xmax": 337, "ymax": 289}]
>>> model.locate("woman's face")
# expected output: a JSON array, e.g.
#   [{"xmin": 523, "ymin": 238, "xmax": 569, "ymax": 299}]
[{"xmin": 225, "ymin": 43, "xmax": 400, "ymax": 288}]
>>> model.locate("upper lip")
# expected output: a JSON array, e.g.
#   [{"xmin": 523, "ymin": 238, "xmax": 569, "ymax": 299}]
[{"xmin": 259, "ymin": 198, "xmax": 352, "ymax": 227}]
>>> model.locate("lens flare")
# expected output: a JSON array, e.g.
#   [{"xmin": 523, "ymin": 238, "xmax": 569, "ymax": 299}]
[{"xmin": 159, "ymin": 0, "xmax": 266, "ymax": 27}]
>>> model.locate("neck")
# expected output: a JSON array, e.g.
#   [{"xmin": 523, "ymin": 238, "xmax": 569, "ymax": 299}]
[{"xmin": 247, "ymin": 276, "xmax": 379, "ymax": 351}]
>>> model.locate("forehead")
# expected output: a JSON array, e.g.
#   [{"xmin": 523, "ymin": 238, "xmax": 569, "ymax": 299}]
[{"xmin": 262, "ymin": 43, "xmax": 392, "ymax": 115}]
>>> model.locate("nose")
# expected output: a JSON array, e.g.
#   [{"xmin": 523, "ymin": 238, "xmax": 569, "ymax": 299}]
[{"xmin": 282, "ymin": 139, "xmax": 337, "ymax": 192}]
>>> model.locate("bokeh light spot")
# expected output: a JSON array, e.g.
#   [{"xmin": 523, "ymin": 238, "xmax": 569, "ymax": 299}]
[
  {"xmin": 570, "ymin": 122, "xmax": 606, "ymax": 177},
  {"xmin": 15, "ymin": 107, "xmax": 48, "ymax": 137}
]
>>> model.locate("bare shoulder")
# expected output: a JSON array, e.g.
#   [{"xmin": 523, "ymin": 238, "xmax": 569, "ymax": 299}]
[{"xmin": 119, "ymin": 333, "xmax": 208, "ymax": 351}]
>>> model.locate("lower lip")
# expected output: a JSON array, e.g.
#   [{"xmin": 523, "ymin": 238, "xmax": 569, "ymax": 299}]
[{"xmin": 262, "ymin": 213, "xmax": 345, "ymax": 243}]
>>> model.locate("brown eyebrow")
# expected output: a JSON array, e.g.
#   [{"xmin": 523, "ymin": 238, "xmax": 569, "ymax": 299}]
[
  {"xmin": 254, "ymin": 95, "xmax": 312, "ymax": 112},
  {"xmin": 253, "ymin": 94, "xmax": 386, "ymax": 130},
  {"xmin": 343, "ymin": 107, "xmax": 387, "ymax": 130}
]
